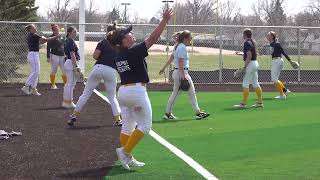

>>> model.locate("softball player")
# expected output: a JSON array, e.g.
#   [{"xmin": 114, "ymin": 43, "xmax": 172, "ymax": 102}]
[
  {"xmin": 267, "ymin": 31, "xmax": 291, "ymax": 99},
  {"xmin": 68, "ymin": 24, "xmax": 122, "ymax": 126},
  {"xmin": 21, "ymin": 24, "xmax": 59, "ymax": 96},
  {"xmin": 62, "ymin": 26, "xmax": 80, "ymax": 109},
  {"xmin": 233, "ymin": 28, "xmax": 263, "ymax": 108},
  {"xmin": 47, "ymin": 24, "xmax": 67, "ymax": 89},
  {"xmin": 161, "ymin": 30, "xmax": 209, "ymax": 120},
  {"xmin": 109, "ymin": 9, "xmax": 173, "ymax": 170}
]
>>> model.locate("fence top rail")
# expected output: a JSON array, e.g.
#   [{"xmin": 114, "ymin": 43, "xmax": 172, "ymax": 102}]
[{"xmin": 1, "ymin": 21, "xmax": 320, "ymax": 30}]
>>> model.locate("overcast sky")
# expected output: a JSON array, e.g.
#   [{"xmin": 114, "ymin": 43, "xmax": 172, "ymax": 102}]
[{"xmin": 35, "ymin": 0, "xmax": 307, "ymax": 21}]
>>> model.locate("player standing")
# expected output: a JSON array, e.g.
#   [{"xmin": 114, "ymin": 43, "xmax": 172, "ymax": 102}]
[
  {"xmin": 68, "ymin": 23, "xmax": 122, "ymax": 126},
  {"xmin": 233, "ymin": 29, "xmax": 263, "ymax": 108},
  {"xmin": 267, "ymin": 31, "xmax": 291, "ymax": 99},
  {"xmin": 109, "ymin": 9, "xmax": 173, "ymax": 170},
  {"xmin": 47, "ymin": 24, "xmax": 67, "ymax": 89},
  {"xmin": 21, "ymin": 24, "xmax": 59, "ymax": 96},
  {"xmin": 62, "ymin": 26, "xmax": 80, "ymax": 108},
  {"xmin": 161, "ymin": 30, "xmax": 209, "ymax": 120}
]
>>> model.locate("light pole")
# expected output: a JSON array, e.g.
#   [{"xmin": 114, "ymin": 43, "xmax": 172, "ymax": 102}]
[
  {"xmin": 162, "ymin": 0, "xmax": 174, "ymax": 83},
  {"xmin": 121, "ymin": 3, "xmax": 131, "ymax": 24}
]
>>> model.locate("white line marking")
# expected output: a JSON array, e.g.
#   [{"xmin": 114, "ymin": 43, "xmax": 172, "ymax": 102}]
[{"xmin": 93, "ymin": 89, "xmax": 218, "ymax": 180}]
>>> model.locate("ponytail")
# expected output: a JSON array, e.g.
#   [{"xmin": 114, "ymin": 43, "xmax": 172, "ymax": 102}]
[
  {"xmin": 174, "ymin": 30, "xmax": 191, "ymax": 50},
  {"xmin": 66, "ymin": 26, "xmax": 76, "ymax": 38}
]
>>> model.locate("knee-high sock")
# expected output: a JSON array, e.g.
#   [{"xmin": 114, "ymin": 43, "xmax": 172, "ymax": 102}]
[
  {"xmin": 275, "ymin": 81, "xmax": 285, "ymax": 96},
  {"xmin": 115, "ymin": 115, "xmax": 122, "ymax": 121},
  {"xmin": 279, "ymin": 80, "xmax": 286, "ymax": 92},
  {"xmin": 242, "ymin": 88, "xmax": 249, "ymax": 104},
  {"xmin": 124, "ymin": 129, "xmax": 144, "ymax": 154},
  {"xmin": 62, "ymin": 74, "xmax": 67, "ymax": 85},
  {"xmin": 50, "ymin": 74, "xmax": 56, "ymax": 85},
  {"xmin": 255, "ymin": 87, "xmax": 263, "ymax": 103},
  {"xmin": 120, "ymin": 133, "xmax": 130, "ymax": 147}
]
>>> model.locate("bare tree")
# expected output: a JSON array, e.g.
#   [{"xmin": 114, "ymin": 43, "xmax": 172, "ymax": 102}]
[
  {"xmin": 219, "ymin": 0, "xmax": 240, "ymax": 25},
  {"xmin": 47, "ymin": 0, "xmax": 76, "ymax": 22},
  {"xmin": 186, "ymin": 0, "xmax": 217, "ymax": 24}
]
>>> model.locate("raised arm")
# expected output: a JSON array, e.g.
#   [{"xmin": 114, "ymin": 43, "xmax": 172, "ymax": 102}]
[
  {"xmin": 40, "ymin": 35, "xmax": 59, "ymax": 44},
  {"xmin": 145, "ymin": 9, "xmax": 173, "ymax": 49}
]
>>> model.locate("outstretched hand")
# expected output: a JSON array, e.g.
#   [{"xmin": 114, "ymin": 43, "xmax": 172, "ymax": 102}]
[{"xmin": 163, "ymin": 8, "xmax": 174, "ymax": 22}]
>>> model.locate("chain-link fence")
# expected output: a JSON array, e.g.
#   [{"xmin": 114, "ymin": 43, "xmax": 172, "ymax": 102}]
[{"xmin": 1, "ymin": 21, "xmax": 320, "ymax": 84}]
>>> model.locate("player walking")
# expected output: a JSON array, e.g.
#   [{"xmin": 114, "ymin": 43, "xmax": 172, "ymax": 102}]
[
  {"xmin": 62, "ymin": 26, "xmax": 80, "ymax": 108},
  {"xmin": 68, "ymin": 24, "xmax": 122, "ymax": 126},
  {"xmin": 233, "ymin": 29, "xmax": 263, "ymax": 108},
  {"xmin": 21, "ymin": 24, "xmax": 59, "ymax": 96},
  {"xmin": 109, "ymin": 9, "xmax": 173, "ymax": 170},
  {"xmin": 47, "ymin": 24, "xmax": 67, "ymax": 89},
  {"xmin": 161, "ymin": 30, "xmax": 209, "ymax": 120},
  {"xmin": 267, "ymin": 31, "xmax": 291, "ymax": 99}
]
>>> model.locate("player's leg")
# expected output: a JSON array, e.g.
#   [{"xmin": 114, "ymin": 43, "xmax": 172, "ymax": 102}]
[
  {"xmin": 30, "ymin": 52, "xmax": 41, "ymax": 96},
  {"xmin": 63, "ymin": 59, "xmax": 76, "ymax": 108},
  {"xmin": 185, "ymin": 73, "xmax": 209, "ymax": 120},
  {"xmin": 271, "ymin": 59, "xmax": 286, "ymax": 98},
  {"xmin": 252, "ymin": 61, "xmax": 263, "ymax": 107},
  {"xmin": 22, "ymin": 52, "xmax": 35, "ymax": 95},
  {"xmin": 50, "ymin": 54, "xmax": 59, "ymax": 89},
  {"xmin": 59, "ymin": 56, "xmax": 67, "ymax": 85},
  {"xmin": 164, "ymin": 70, "xmax": 180, "ymax": 119},
  {"xmin": 234, "ymin": 63, "xmax": 251, "ymax": 108},
  {"xmin": 102, "ymin": 65, "xmax": 122, "ymax": 125}
]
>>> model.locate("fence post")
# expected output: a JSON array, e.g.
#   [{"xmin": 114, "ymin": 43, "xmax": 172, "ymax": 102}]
[
  {"xmin": 297, "ymin": 28, "xmax": 301, "ymax": 82},
  {"xmin": 218, "ymin": 25, "xmax": 223, "ymax": 83}
]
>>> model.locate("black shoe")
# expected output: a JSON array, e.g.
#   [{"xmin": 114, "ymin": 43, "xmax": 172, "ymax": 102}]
[
  {"xmin": 163, "ymin": 113, "xmax": 177, "ymax": 120},
  {"xmin": 196, "ymin": 112, "xmax": 210, "ymax": 120},
  {"xmin": 68, "ymin": 115, "xmax": 77, "ymax": 126},
  {"xmin": 113, "ymin": 120, "xmax": 122, "ymax": 126}
]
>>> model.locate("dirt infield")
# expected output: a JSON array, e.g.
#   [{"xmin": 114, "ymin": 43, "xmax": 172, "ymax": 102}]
[{"xmin": 0, "ymin": 83, "xmax": 119, "ymax": 180}]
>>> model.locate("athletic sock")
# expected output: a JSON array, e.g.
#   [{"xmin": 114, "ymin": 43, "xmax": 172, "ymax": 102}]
[
  {"xmin": 115, "ymin": 115, "xmax": 122, "ymax": 121},
  {"xmin": 279, "ymin": 80, "xmax": 287, "ymax": 92},
  {"xmin": 255, "ymin": 86, "xmax": 263, "ymax": 104},
  {"xmin": 120, "ymin": 133, "xmax": 130, "ymax": 147},
  {"xmin": 275, "ymin": 81, "xmax": 285, "ymax": 96},
  {"xmin": 50, "ymin": 74, "xmax": 56, "ymax": 86},
  {"xmin": 62, "ymin": 74, "xmax": 67, "ymax": 85},
  {"xmin": 72, "ymin": 111, "xmax": 80, "ymax": 117},
  {"xmin": 242, "ymin": 88, "xmax": 249, "ymax": 105},
  {"xmin": 124, "ymin": 129, "xmax": 144, "ymax": 154}
]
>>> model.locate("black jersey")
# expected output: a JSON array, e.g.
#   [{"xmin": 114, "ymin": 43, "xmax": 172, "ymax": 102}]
[
  {"xmin": 64, "ymin": 38, "xmax": 80, "ymax": 60},
  {"xmin": 27, "ymin": 33, "xmax": 41, "ymax": 51},
  {"xmin": 115, "ymin": 42, "xmax": 149, "ymax": 85},
  {"xmin": 95, "ymin": 39, "xmax": 117, "ymax": 69},
  {"xmin": 270, "ymin": 41, "xmax": 291, "ymax": 61},
  {"xmin": 243, "ymin": 39, "xmax": 257, "ymax": 61},
  {"xmin": 47, "ymin": 34, "xmax": 65, "ymax": 58}
]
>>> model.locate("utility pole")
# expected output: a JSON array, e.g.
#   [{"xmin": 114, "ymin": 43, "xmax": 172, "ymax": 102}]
[{"xmin": 121, "ymin": 3, "xmax": 131, "ymax": 24}]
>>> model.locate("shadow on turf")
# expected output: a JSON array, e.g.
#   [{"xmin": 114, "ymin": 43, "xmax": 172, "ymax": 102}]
[
  {"xmin": 153, "ymin": 118, "xmax": 197, "ymax": 123},
  {"xmin": 1, "ymin": 94, "xmax": 30, "ymax": 97},
  {"xmin": 36, "ymin": 106, "xmax": 68, "ymax": 111},
  {"xmin": 67, "ymin": 125, "xmax": 114, "ymax": 130},
  {"xmin": 56, "ymin": 165, "xmax": 135, "ymax": 178}
]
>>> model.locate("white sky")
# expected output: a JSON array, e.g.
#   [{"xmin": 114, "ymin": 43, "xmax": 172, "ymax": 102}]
[{"xmin": 35, "ymin": 0, "xmax": 307, "ymax": 21}]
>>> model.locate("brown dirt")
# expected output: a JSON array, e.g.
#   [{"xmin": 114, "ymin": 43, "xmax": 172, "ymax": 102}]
[{"xmin": 0, "ymin": 83, "xmax": 120, "ymax": 180}]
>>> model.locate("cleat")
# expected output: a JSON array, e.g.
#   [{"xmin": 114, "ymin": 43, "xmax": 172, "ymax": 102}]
[
  {"xmin": 62, "ymin": 102, "xmax": 76, "ymax": 109},
  {"xmin": 21, "ymin": 86, "xmax": 31, "ymax": 95},
  {"xmin": 116, "ymin": 147, "xmax": 130, "ymax": 170},
  {"xmin": 113, "ymin": 120, "xmax": 122, "ymax": 126},
  {"xmin": 284, "ymin": 89, "xmax": 291, "ymax": 96},
  {"xmin": 163, "ymin": 113, "xmax": 177, "ymax": 120},
  {"xmin": 67, "ymin": 114, "xmax": 77, "ymax": 126},
  {"xmin": 128, "ymin": 155, "xmax": 145, "ymax": 167},
  {"xmin": 196, "ymin": 111, "xmax": 210, "ymax": 120},
  {"xmin": 50, "ymin": 84, "xmax": 58, "ymax": 89},
  {"xmin": 251, "ymin": 103, "xmax": 264, "ymax": 108},
  {"xmin": 233, "ymin": 103, "xmax": 247, "ymax": 109},
  {"xmin": 274, "ymin": 95, "xmax": 286, "ymax": 100},
  {"xmin": 31, "ymin": 88, "xmax": 41, "ymax": 96}
]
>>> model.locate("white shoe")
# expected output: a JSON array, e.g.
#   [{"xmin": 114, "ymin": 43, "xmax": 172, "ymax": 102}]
[
  {"xmin": 128, "ymin": 155, "xmax": 145, "ymax": 167},
  {"xmin": 251, "ymin": 103, "xmax": 264, "ymax": 108},
  {"xmin": 284, "ymin": 89, "xmax": 291, "ymax": 96},
  {"xmin": 62, "ymin": 102, "xmax": 76, "ymax": 109},
  {"xmin": 31, "ymin": 88, "xmax": 41, "ymax": 96},
  {"xmin": 274, "ymin": 95, "xmax": 286, "ymax": 100},
  {"xmin": 50, "ymin": 84, "xmax": 58, "ymax": 89},
  {"xmin": 21, "ymin": 86, "xmax": 31, "ymax": 95},
  {"xmin": 116, "ymin": 147, "xmax": 130, "ymax": 170},
  {"xmin": 233, "ymin": 103, "xmax": 247, "ymax": 108}
]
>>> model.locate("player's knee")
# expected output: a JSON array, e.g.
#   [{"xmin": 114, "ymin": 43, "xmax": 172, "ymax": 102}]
[
  {"xmin": 242, "ymin": 83, "xmax": 249, "ymax": 89},
  {"xmin": 271, "ymin": 77, "xmax": 278, "ymax": 83},
  {"xmin": 253, "ymin": 84, "xmax": 260, "ymax": 89},
  {"xmin": 137, "ymin": 123, "xmax": 151, "ymax": 134}
]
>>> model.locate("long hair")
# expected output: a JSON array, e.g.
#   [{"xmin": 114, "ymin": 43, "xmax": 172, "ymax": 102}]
[
  {"xmin": 174, "ymin": 30, "xmax": 191, "ymax": 50},
  {"xmin": 66, "ymin": 26, "xmax": 77, "ymax": 38},
  {"xmin": 243, "ymin": 28, "xmax": 257, "ymax": 57},
  {"xmin": 25, "ymin": 24, "xmax": 34, "ymax": 32}
]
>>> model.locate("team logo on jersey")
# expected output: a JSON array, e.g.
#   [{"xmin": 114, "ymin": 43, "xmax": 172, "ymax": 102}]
[{"xmin": 116, "ymin": 60, "xmax": 131, "ymax": 72}]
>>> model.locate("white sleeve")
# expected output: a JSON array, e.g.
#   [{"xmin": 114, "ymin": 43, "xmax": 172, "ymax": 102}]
[{"xmin": 175, "ymin": 45, "xmax": 188, "ymax": 60}]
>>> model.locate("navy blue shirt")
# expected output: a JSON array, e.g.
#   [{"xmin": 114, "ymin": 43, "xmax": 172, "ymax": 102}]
[
  {"xmin": 270, "ymin": 41, "xmax": 291, "ymax": 61},
  {"xmin": 64, "ymin": 38, "xmax": 80, "ymax": 60},
  {"xmin": 95, "ymin": 39, "xmax": 117, "ymax": 69},
  {"xmin": 243, "ymin": 39, "xmax": 257, "ymax": 61},
  {"xmin": 27, "ymin": 33, "xmax": 41, "ymax": 51},
  {"xmin": 115, "ymin": 42, "xmax": 149, "ymax": 85}
]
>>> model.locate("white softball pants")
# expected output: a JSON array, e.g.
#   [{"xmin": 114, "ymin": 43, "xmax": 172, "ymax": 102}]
[
  {"xmin": 242, "ymin": 60, "xmax": 260, "ymax": 89},
  {"xmin": 74, "ymin": 64, "xmax": 121, "ymax": 116},
  {"xmin": 63, "ymin": 59, "xmax": 78, "ymax": 102},
  {"xmin": 165, "ymin": 70, "xmax": 200, "ymax": 114},
  {"xmin": 50, "ymin": 54, "xmax": 65, "ymax": 75},
  {"xmin": 271, "ymin": 58, "xmax": 284, "ymax": 83},
  {"xmin": 118, "ymin": 84, "xmax": 152, "ymax": 135},
  {"xmin": 25, "ymin": 51, "xmax": 40, "ymax": 88}
]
